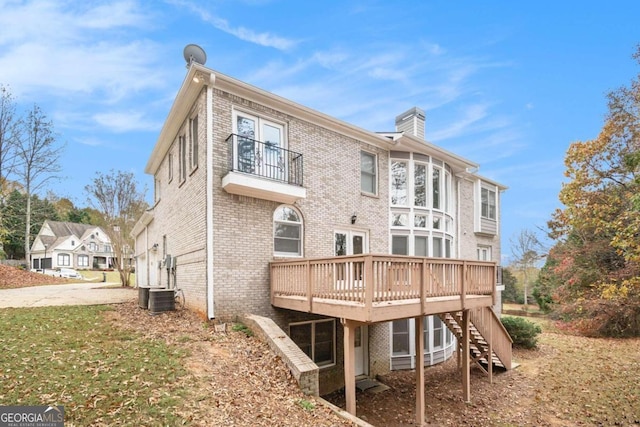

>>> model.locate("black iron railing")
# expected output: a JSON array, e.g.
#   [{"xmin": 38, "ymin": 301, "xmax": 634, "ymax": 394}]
[{"xmin": 226, "ymin": 134, "xmax": 304, "ymax": 186}]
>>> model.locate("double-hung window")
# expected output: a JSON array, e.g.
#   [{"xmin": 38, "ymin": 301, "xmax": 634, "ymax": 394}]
[
  {"xmin": 360, "ymin": 151, "xmax": 377, "ymax": 194},
  {"xmin": 189, "ymin": 115, "xmax": 198, "ymax": 171},
  {"xmin": 481, "ymin": 187, "xmax": 496, "ymax": 220},
  {"xmin": 273, "ymin": 205, "xmax": 303, "ymax": 257},
  {"xmin": 58, "ymin": 253, "xmax": 70, "ymax": 266},
  {"xmin": 178, "ymin": 135, "xmax": 187, "ymax": 183},
  {"xmin": 78, "ymin": 255, "xmax": 89, "ymax": 267}
]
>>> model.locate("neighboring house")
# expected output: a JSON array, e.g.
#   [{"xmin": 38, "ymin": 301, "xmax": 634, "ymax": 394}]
[
  {"xmin": 31, "ymin": 220, "xmax": 114, "ymax": 271},
  {"xmin": 132, "ymin": 58, "xmax": 510, "ymax": 422}
]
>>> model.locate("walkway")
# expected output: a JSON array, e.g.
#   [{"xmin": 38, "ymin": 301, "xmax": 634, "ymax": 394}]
[{"xmin": 0, "ymin": 282, "xmax": 136, "ymax": 308}]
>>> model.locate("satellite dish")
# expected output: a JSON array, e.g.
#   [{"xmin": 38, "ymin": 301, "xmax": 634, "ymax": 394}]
[{"xmin": 183, "ymin": 44, "xmax": 207, "ymax": 67}]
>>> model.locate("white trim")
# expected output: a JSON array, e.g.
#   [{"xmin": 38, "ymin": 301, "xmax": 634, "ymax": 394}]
[{"xmin": 206, "ymin": 80, "xmax": 215, "ymax": 319}]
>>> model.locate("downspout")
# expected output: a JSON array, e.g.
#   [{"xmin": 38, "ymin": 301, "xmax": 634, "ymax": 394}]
[
  {"xmin": 206, "ymin": 73, "xmax": 216, "ymax": 319},
  {"xmin": 457, "ymin": 178, "xmax": 461, "ymax": 258}
]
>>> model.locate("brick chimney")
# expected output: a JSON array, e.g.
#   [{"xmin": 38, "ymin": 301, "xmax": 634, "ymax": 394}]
[{"xmin": 395, "ymin": 107, "xmax": 426, "ymax": 140}]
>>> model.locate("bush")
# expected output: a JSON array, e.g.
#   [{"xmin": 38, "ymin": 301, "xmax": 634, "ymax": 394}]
[{"xmin": 501, "ymin": 316, "xmax": 542, "ymax": 349}]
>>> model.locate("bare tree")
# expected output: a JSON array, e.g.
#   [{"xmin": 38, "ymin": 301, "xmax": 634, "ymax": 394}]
[
  {"xmin": 85, "ymin": 170, "xmax": 148, "ymax": 287},
  {"xmin": 14, "ymin": 104, "xmax": 64, "ymax": 264},
  {"xmin": 0, "ymin": 85, "xmax": 21, "ymax": 250},
  {"xmin": 0, "ymin": 85, "xmax": 20, "ymax": 194},
  {"xmin": 510, "ymin": 229, "xmax": 545, "ymax": 305}
]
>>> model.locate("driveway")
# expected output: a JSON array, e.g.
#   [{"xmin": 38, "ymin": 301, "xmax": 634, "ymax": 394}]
[{"xmin": 0, "ymin": 282, "xmax": 136, "ymax": 308}]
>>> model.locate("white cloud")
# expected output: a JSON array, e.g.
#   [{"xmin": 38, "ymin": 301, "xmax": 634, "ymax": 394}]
[
  {"xmin": 93, "ymin": 111, "xmax": 161, "ymax": 133},
  {"xmin": 0, "ymin": 1, "xmax": 166, "ymax": 101},
  {"xmin": 167, "ymin": 0, "xmax": 298, "ymax": 51}
]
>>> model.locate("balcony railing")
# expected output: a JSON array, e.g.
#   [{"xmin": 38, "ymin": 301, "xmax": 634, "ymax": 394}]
[
  {"xmin": 226, "ymin": 134, "xmax": 304, "ymax": 186},
  {"xmin": 271, "ymin": 255, "xmax": 498, "ymax": 323}
]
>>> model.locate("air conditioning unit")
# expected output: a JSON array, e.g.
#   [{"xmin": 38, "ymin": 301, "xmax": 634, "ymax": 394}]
[
  {"xmin": 148, "ymin": 289, "xmax": 175, "ymax": 314},
  {"xmin": 138, "ymin": 286, "xmax": 150, "ymax": 309}
]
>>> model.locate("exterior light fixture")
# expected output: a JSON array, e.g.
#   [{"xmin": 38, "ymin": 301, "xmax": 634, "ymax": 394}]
[{"xmin": 351, "ymin": 213, "xmax": 357, "ymax": 224}]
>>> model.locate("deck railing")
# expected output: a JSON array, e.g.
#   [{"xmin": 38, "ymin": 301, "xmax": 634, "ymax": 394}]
[
  {"xmin": 271, "ymin": 255, "xmax": 497, "ymax": 309},
  {"xmin": 469, "ymin": 306, "xmax": 513, "ymax": 370}
]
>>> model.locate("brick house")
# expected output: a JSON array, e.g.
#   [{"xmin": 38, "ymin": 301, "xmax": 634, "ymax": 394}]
[{"xmin": 132, "ymin": 58, "xmax": 510, "ymax": 422}]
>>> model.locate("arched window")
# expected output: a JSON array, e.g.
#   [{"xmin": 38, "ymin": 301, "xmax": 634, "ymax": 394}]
[{"xmin": 273, "ymin": 205, "xmax": 303, "ymax": 257}]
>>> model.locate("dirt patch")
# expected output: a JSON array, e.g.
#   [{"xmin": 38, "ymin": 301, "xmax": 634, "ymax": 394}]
[
  {"xmin": 324, "ymin": 324, "xmax": 640, "ymax": 426},
  {"xmin": 0, "ymin": 264, "xmax": 73, "ymax": 288},
  {"xmin": 111, "ymin": 302, "xmax": 356, "ymax": 426},
  {"xmin": 109, "ymin": 304, "xmax": 640, "ymax": 426}
]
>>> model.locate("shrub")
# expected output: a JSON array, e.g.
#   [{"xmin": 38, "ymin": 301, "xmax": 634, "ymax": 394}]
[{"xmin": 501, "ymin": 316, "xmax": 542, "ymax": 349}]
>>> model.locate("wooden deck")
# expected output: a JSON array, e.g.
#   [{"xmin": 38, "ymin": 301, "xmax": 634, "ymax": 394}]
[
  {"xmin": 271, "ymin": 254, "xmax": 510, "ymax": 424},
  {"xmin": 270, "ymin": 254, "xmax": 498, "ymax": 323}
]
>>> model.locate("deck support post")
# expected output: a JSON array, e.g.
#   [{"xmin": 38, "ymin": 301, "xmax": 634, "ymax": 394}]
[
  {"xmin": 342, "ymin": 318, "xmax": 357, "ymax": 416},
  {"xmin": 488, "ymin": 312, "xmax": 493, "ymax": 384},
  {"xmin": 461, "ymin": 309, "xmax": 471, "ymax": 403},
  {"xmin": 415, "ymin": 316, "xmax": 425, "ymax": 426}
]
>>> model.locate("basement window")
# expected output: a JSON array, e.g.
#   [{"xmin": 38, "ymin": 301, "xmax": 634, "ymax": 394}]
[{"xmin": 289, "ymin": 319, "xmax": 335, "ymax": 368}]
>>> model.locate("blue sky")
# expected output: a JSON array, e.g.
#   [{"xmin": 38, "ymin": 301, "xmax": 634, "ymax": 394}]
[{"xmin": 1, "ymin": 0, "xmax": 639, "ymax": 262}]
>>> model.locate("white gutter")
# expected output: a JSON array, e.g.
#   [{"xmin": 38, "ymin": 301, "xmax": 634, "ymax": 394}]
[{"xmin": 206, "ymin": 74, "xmax": 215, "ymax": 319}]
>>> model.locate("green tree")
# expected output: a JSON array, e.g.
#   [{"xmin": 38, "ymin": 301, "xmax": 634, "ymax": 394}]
[
  {"xmin": 501, "ymin": 267, "xmax": 520, "ymax": 304},
  {"xmin": 0, "ymin": 190, "xmax": 58, "ymax": 259}
]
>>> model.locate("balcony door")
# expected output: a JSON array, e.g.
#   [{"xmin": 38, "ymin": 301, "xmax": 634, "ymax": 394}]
[
  {"xmin": 234, "ymin": 111, "xmax": 285, "ymax": 181},
  {"xmin": 335, "ymin": 230, "xmax": 368, "ymax": 376}
]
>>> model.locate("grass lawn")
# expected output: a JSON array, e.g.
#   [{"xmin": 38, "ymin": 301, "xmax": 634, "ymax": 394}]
[
  {"xmin": 0, "ymin": 305, "xmax": 188, "ymax": 426},
  {"xmin": 81, "ymin": 270, "xmax": 135, "ymax": 285}
]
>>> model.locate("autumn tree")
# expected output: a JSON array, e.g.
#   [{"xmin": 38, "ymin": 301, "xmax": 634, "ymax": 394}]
[
  {"xmin": 85, "ymin": 170, "xmax": 148, "ymax": 287},
  {"xmin": 13, "ymin": 105, "xmax": 64, "ymax": 263},
  {"xmin": 544, "ymin": 46, "xmax": 640, "ymax": 336}
]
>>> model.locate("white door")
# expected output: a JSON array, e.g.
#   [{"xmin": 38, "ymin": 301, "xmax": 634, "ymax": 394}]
[{"xmin": 335, "ymin": 230, "xmax": 368, "ymax": 376}]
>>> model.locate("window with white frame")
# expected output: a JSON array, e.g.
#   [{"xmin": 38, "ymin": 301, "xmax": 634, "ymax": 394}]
[
  {"xmin": 432, "ymin": 166, "xmax": 441, "ymax": 209},
  {"xmin": 78, "ymin": 255, "xmax": 89, "ymax": 267},
  {"xmin": 273, "ymin": 205, "xmax": 303, "ymax": 257},
  {"xmin": 89, "ymin": 242, "xmax": 97, "ymax": 252},
  {"xmin": 189, "ymin": 114, "xmax": 198, "ymax": 170},
  {"xmin": 168, "ymin": 152, "xmax": 174, "ymax": 182},
  {"xmin": 391, "ymin": 161, "xmax": 408, "ymax": 206},
  {"xmin": 58, "ymin": 253, "xmax": 70, "ymax": 266},
  {"xmin": 154, "ymin": 177, "xmax": 161, "ymax": 203},
  {"xmin": 389, "ymin": 153, "xmax": 455, "ymax": 259},
  {"xmin": 289, "ymin": 319, "xmax": 335, "ymax": 367},
  {"xmin": 477, "ymin": 245, "xmax": 492, "ymax": 261},
  {"xmin": 233, "ymin": 111, "xmax": 285, "ymax": 181},
  {"xmin": 360, "ymin": 151, "xmax": 377, "ymax": 194},
  {"xmin": 414, "ymin": 163, "xmax": 427, "ymax": 207},
  {"xmin": 481, "ymin": 187, "xmax": 496, "ymax": 220},
  {"xmin": 179, "ymin": 135, "xmax": 187, "ymax": 182},
  {"xmin": 392, "ymin": 319, "xmax": 410, "ymax": 355}
]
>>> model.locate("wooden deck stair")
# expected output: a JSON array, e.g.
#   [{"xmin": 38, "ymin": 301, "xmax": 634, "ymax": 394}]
[{"xmin": 439, "ymin": 306, "xmax": 513, "ymax": 374}]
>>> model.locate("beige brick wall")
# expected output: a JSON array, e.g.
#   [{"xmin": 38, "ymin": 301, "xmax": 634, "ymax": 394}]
[
  {"xmin": 135, "ymin": 80, "xmax": 503, "ymax": 393},
  {"xmin": 209, "ymin": 89, "xmax": 389, "ymax": 322},
  {"xmin": 136, "ymin": 88, "xmax": 209, "ymax": 317}
]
